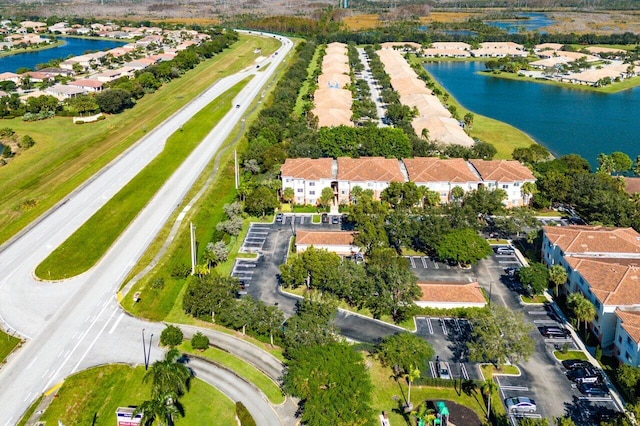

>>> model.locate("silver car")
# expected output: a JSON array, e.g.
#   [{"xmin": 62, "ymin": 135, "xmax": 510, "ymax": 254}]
[{"xmin": 505, "ymin": 396, "xmax": 536, "ymax": 414}]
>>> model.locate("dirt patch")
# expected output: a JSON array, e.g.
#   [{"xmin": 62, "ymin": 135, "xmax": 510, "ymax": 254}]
[
  {"xmin": 544, "ymin": 11, "xmax": 640, "ymax": 34},
  {"xmin": 425, "ymin": 399, "xmax": 484, "ymax": 426}
]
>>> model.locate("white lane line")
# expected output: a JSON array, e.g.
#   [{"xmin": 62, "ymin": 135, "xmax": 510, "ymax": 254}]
[
  {"xmin": 22, "ymin": 392, "xmax": 31, "ymax": 402},
  {"xmin": 422, "ymin": 257, "xmax": 428, "ymax": 268},
  {"xmin": 41, "ymin": 369, "xmax": 49, "ymax": 378},
  {"xmin": 501, "ymin": 385, "xmax": 529, "ymax": 391},
  {"xmin": 72, "ymin": 307, "xmax": 119, "ymax": 373},
  {"xmin": 72, "ymin": 331, "xmax": 79, "ymax": 339},
  {"xmin": 26, "ymin": 357, "xmax": 37, "ymax": 370},
  {"xmin": 57, "ymin": 349, "xmax": 64, "ymax": 358},
  {"xmin": 426, "ymin": 318, "xmax": 433, "ymax": 334},
  {"xmin": 108, "ymin": 312, "xmax": 125, "ymax": 335}
]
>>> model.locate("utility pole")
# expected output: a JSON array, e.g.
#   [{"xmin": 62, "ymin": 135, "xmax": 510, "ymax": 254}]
[
  {"xmin": 234, "ymin": 149, "xmax": 239, "ymax": 189},
  {"xmin": 190, "ymin": 222, "xmax": 196, "ymax": 275}
]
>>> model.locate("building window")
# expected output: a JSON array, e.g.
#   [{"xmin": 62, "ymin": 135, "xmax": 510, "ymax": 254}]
[
  {"xmin": 514, "ymin": 182, "xmax": 520, "ymax": 187},
  {"xmin": 309, "ymin": 191, "xmax": 315, "ymax": 195},
  {"xmin": 297, "ymin": 188, "xmax": 303, "ymax": 193},
  {"xmin": 628, "ymin": 336, "xmax": 633, "ymax": 345},
  {"xmin": 368, "ymin": 183, "xmax": 374, "ymax": 187},
  {"xmin": 619, "ymin": 336, "xmax": 623, "ymax": 343},
  {"xmin": 309, "ymin": 182, "xmax": 315, "ymax": 186},
  {"xmin": 341, "ymin": 190, "xmax": 346, "ymax": 195},
  {"xmin": 285, "ymin": 178, "xmax": 292, "ymax": 183},
  {"xmin": 502, "ymin": 184, "xmax": 509, "ymax": 189}
]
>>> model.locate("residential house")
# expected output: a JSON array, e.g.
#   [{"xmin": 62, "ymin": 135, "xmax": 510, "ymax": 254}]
[
  {"xmin": 295, "ymin": 230, "xmax": 360, "ymax": 256},
  {"xmin": 469, "ymin": 159, "xmax": 536, "ymax": 207},
  {"xmin": 45, "ymin": 84, "xmax": 86, "ymax": 99},
  {"xmin": 281, "ymin": 158, "xmax": 334, "ymax": 206},
  {"xmin": 403, "ymin": 157, "xmax": 482, "ymax": 203},
  {"xmin": 94, "ymin": 66, "xmax": 135, "ymax": 83},
  {"xmin": 68, "ymin": 79, "xmax": 104, "ymax": 92}
]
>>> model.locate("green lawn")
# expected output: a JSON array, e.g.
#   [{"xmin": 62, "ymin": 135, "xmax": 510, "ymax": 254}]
[
  {"xmin": 179, "ymin": 341, "xmax": 285, "ymax": 404},
  {"xmin": 33, "ymin": 364, "xmax": 236, "ymax": 425},
  {"xmin": 480, "ymin": 364, "xmax": 520, "ymax": 379},
  {"xmin": 0, "ymin": 34, "xmax": 280, "ymax": 246},
  {"xmin": 554, "ymin": 350, "xmax": 588, "ymax": 361},
  {"xmin": 294, "ymin": 43, "xmax": 322, "ymax": 116},
  {"xmin": 36, "ymin": 79, "xmax": 250, "ymax": 279},
  {"xmin": 0, "ymin": 329, "xmax": 21, "ymax": 363},
  {"xmin": 521, "ymin": 295, "xmax": 547, "ymax": 304}
]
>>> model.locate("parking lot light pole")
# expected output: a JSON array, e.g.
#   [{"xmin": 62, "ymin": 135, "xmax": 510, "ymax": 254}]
[{"xmin": 489, "ymin": 282, "xmax": 493, "ymax": 307}]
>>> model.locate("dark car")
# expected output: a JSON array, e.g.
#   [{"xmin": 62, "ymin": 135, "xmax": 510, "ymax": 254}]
[
  {"xmin": 562, "ymin": 359, "xmax": 591, "ymax": 370},
  {"xmin": 331, "ymin": 215, "xmax": 340, "ymax": 225},
  {"xmin": 540, "ymin": 326, "xmax": 571, "ymax": 339},
  {"xmin": 321, "ymin": 213, "xmax": 329, "ymax": 223},
  {"xmin": 577, "ymin": 382, "xmax": 610, "ymax": 397},
  {"xmin": 275, "ymin": 213, "xmax": 283, "ymax": 223},
  {"xmin": 567, "ymin": 367, "xmax": 603, "ymax": 384}
]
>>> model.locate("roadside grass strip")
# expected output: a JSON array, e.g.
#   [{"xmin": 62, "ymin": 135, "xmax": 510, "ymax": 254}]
[
  {"xmin": 179, "ymin": 341, "xmax": 285, "ymax": 405},
  {"xmin": 36, "ymin": 79, "xmax": 250, "ymax": 280},
  {"xmin": 0, "ymin": 34, "xmax": 279, "ymax": 245},
  {"xmin": 28, "ymin": 364, "xmax": 235, "ymax": 425},
  {"xmin": 0, "ymin": 329, "xmax": 21, "ymax": 363}
]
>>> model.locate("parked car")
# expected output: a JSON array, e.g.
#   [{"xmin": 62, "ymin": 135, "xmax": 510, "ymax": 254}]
[
  {"xmin": 321, "ymin": 213, "xmax": 329, "ymax": 223},
  {"xmin": 577, "ymin": 382, "xmax": 610, "ymax": 397},
  {"xmin": 540, "ymin": 326, "xmax": 571, "ymax": 339},
  {"xmin": 331, "ymin": 215, "xmax": 340, "ymax": 225},
  {"xmin": 495, "ymin": 246, "xmax": 515, "ymax": 255},
  {"xmin": 504, "ymin": 267, "xmax": 520, "ymax": 277},
  {"xmin": 275, "ymin": 213, "xmax": 283, "ymax": 223},
  {"xmin": 562, "ymin": 359, "xmax": 591, "ymax": 370},
  {"xmin": 437, "ymin": 362, "xmax": 451, "ymax": 380},
  {"xmin": 566, "ymin": 367, "xmax": 603, "ymax": 384},
  {"xmin": 505, "ymin": 396, "xmax": 537, "ymax": 414}
]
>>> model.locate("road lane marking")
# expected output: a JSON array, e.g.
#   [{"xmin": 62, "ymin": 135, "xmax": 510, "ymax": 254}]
[
  {"xmin": 57, "ymin": 349, "xmax": 64, "ymax": 358},
  {"xmin": 41, "ymin": 369, "xmax": 49, "ymax": 378},
  {"xmin": 72, "ymin": 307, "xmax": 118, "ymax": 373},
  {"xmin": 421, "ymin": 257, "xmax": 428, "ymax": 268},
  {"xmin": 109, "ymin": 312, "xmax": 125, "ymax": 335},
  {"xmin": 500, "ymin": 385, "xmax": 529, "ymax": 391},
  {"xmin": 23, "ymin": 392, "xmax": 31, "ymax": 402},
  {"xmin": 26, "ymin": 357, "xmax": 37, "ymax": 370}
]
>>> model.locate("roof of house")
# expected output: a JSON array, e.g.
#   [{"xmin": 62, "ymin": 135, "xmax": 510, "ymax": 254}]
[
  {"xmin": 281, "ymin": 158, "xmax": 334, "ymax": 180},
  {"xmin": 566, "ymin": 257, "xmax": 640, "ymax": 306},
  {"xmin": 312, "ymin": 107, "xmax": 353, "ymax": 128},
  {"xmin": 585, "ymin": 46, "xmax": 626, "ymax": 55},
  {"xmin": 615, "ymin": 309, "xmax": 640, "ymax": 343},
  {"xmin": 413, "ymin": 116, "xmax": 475, "ymax": 147},
  {"xmin": 469, "ymin": 159, "xmax": 535, "ymax": 182},
  {"xmin": 295, "ymin": 230, "xmax": 356, "ymax": 247},
  {"xmin": 417, "ymin": 282, "xmax": 486, "ymax": 304},
  {"xmin": 337, "ymin": 157, "xmax": 405, "ymax": 182},
  {"xmin": 624, "ymin": 177, "xmax": 640, "ymax": 195},
  {"xmin": 403, "ymin": 157, "xmax": 481, "ymax": 183},
  {"xmin": 543, "ymin": 225, "xmax": 640, "ymax": 256},
  {"xmin": 0, "ymin": 72, "xmax": 20, "ymax": 80},
  {"xmin": 70, "ymin": 79, "xmax": 104, "ymax": 88},
  {"xmin": 430, "ymin": 42, "xmax": 471, "ymax": 50}
]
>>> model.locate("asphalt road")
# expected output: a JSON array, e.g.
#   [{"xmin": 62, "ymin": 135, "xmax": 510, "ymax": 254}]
[{"xmin": 0, "ymin": 31, "xmax": 293, "ymax": 424}]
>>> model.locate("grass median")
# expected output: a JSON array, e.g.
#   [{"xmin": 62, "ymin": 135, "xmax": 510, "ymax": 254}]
[
  {"xmin": 0, "ymin": 329, "xmax": 21, "ymax": 363},
  {"xmin": 36, "ymin": 79, "xmax": 250, "ymax": 280},
  {"xmin": 0, "ymin": 34, "xmax": 279, "ymax": 245},
  {"xmin": 29, "ymin": 364, "xmax": 235, "ymax": 425},
  {"xmin": 180, "ymin": 341, "xmax": 285, "ymax": 404}
]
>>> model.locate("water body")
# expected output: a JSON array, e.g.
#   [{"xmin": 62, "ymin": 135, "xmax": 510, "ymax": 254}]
[
  {"xmin": 0, "ymin": 37, "xmax": 125, "ymax": 73},
  {"xmin": 485, "ymin": 12, "xmax": 554, "ymax": 34},
  {"xmin": 424, "ymin": 61, "xmax": 640, "ymax": 168}
]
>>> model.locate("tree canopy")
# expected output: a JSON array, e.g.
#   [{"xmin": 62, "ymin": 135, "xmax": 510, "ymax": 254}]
[{"xmin": 436, "ymin": 228, "xmax": 493, "ymax": 265}]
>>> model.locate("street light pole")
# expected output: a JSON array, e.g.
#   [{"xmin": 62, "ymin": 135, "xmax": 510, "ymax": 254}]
[
  {"xmin": 489, "ymin": 282, "xmax": 493, "ymax": 307},
  {"xmin": 142, "ymin": 328, "xmax": 147, "ymax": 370}
]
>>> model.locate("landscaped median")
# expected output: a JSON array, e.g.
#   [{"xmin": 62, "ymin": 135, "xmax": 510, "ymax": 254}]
[
  {"xmin": 36, "ymin": 79, "xmax": 250, "ymax": 280},
  {"xmin": 0, "ymin": 329, "xmax": 21, "ymax": 364}
]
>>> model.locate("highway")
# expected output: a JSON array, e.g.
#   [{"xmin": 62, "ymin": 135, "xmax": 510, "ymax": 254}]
[{"xmin": 0, "ymin": 31, "xmax": 293, "ymax": 424}]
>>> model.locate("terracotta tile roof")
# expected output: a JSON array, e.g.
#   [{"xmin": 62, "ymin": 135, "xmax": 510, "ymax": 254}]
[
  {"xmin": 318, "ymin": 73, "xmax": 350, "ymax": 89},
  {"xmin": 417, "ymin": 282, "xmax": 486, "ymax": 304},
  {"xmin": 566, "ymin": 258, "xmax": 640, "ymax": 306},
  {"xmin": 403, "ymin": 157, "xmax": 481, "ymax": 183},
  {"xmin": 412, "ymin": 117, "xmax": 475, "ymax": 147},
  {"xmin": 543, "ymin": 225, "xmax": 640, "ymax": 255},
  {"xmin": 469, "ymin": 159, "xmax": 535, "ymax": 182},
  {"xmin": 281, "ymin": 158, "xmax": 334, "ymax": 180},
  {"xmin": 312, "ymin": 108, "xmax": 353, "ymax": 128},
  {"xmin": 615, "ymin": 309, "xmax": 640, "ymax": 343},
  {"xmin": 337, "ymin": 157, "xmax": 405, "ymax": 182},
  {"xmin": 624, "ymin": 177, "xmax": 640, "ymax": 195},
  {"xmin": 295, "ymin": 230, "xmax": 356, "ymax": 246},
  {"xmin": 430, "ymin": 42, "xmax": 471, "ymax": 50},
  {"xmin": 70, "ymin": 79, "xmax": 104, "ymax": 88}
]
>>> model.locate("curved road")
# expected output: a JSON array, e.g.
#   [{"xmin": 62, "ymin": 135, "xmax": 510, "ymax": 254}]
[{"xmin": 0, "ymin": 31, "xmax": 293, "ymax": 424}]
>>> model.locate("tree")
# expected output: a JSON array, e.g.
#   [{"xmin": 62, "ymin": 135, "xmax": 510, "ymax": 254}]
[
  {"xmin": 18, "ymin": 134, "xmax": 35, "ymax": 149},
  {"xmin": 204, "ymin": 241, "xmax": 228, "ymax": 266},
  {"xmin": 143, "ymin": 347, "xmax": 191, "ymax": 401},
  {"xmin": 283, "ymin": 297, "xmax": 339, "ymax": 353},
  {"xmin": 548, "ymin": 265, "xmax": 568, "ymax": 297},
  {"xmin": 467, "ymin": 306, "xmax": 535, "ymax": 366},
  {"xmin": 160, "ymin": 325, "xmax": 183, "ymax": 347},
  {"xmin": 376, "ymin": 332, "xmax": 434, "ymax": 374},
  {"xmin": 282, "ymin": 187, "xmax": 294, "ymax": 204},
  {"xmin": 616, "ymin": 364, "xmax": 640, "ymax": 401},
  {"xmin": 555, "ymin": 417, "xmax": 576, "ymax": 426},
  {"xmin": 406, "ymin": 364, "xmax": 421, "ymax": 409},
  {"xmin": 610, "ymin": 151, "xmax": 633, "ymax": 174},
  {"xmin": 135, "ymin": 391, "xmax": 183, "ymax": 426},
  {"xmin": 481, "ymin": 379, "xmax": 497, "ymax": 420},
  {"xmin": 245, "ymin": 186, "xmax": 279, "ymax": 216},
  {"xmin": 283, "ymin": 342, "xmax": 373, "ymax": 426},
  {"xmin": 597, "ymin": 153, "xmax": 615, "ymax": 175},
  {"xmin": 216, "ymin": 216, "xmax": 243, "ymax": 236},
  {"xmin": 65, "ymin": 94, "xmax": 98, "ymax": 115},
  {"xmin": 436, "ymin": 228, "xmax": 493, "ymax": 265},
  {"xmin": 95, "ymin": 88, "xmax": 134, "ymax": 114},
  {"xmin": 521, "ymin": 182, "xmax": 537, "ymax": 206},
  {"xmin": 191, "ymin": 331, "xmax": 209, "ymax": 350},
  {"xmin": 518, "ymin": 263, "xmax": 549, "ymax": 295},
  {"xmin": 463, "ymin": 112, "xmax": 474, "ymax": 130},
  {"xmin": 318, "ymin": 187, "xmax": 334, "ymax": 208},
  {"xmin": 182, "ymin": 275, "xmax": 238, "ymax": 322},
  {"xmin": 567, "ymin": 293, "xmax": 596, "ymax": 332}
]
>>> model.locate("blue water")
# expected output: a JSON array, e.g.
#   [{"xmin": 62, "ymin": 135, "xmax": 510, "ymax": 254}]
[
  {"xmin": 0, "ymin": 37, "xmax": 125, "ymax": 73},
  {"xmin": 424, "ymin": 61, "xmax": 640, "ymax": 167},
  {"xmin": 485, "ymin": 12, "xmax": 554, "ymax": 34}
]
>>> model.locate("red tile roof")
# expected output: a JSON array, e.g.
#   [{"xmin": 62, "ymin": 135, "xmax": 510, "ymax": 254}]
[
  {"xmin": 469, "ymin": 159, "xmax": 535, "ymax": 182},
  {"xmin": 295, "ymin": 230, "xmax": 356, "ymax": 246},
  {"xmin": 566, "ymin": 257, "xmax": 640, "ymax": 306},
  {"xmin": 337, "ymin": 157, "xmax": 404, "ymax": 182},
  {"xmin": 623, "ymin": 177, "xmax": 640, "ymax": 196},
  {"xmin": 417, "ymin": 282, "xmax": 486, "ymax": 304},
  {"xmin": 281, "ymin": 158, "xmax": 334, "ymax": 180},
  {"xmin": 543, "ymin": 225, "xmax": 640, "ymax": 255},
  {"xmin": 403, "ymin": 157, "xmax": 480, "ymax": 183},
  {"xmin": 70, "ymin": 79, "xmax": 104, "ymax": 88},
  {"xmin": 616, "ymin": 309, "xmax": 640, "ymax": 343}
]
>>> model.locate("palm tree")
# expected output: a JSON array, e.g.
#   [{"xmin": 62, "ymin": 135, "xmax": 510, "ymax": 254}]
[
  {"xmin": 406, "ymin": 364, "xmax": 421, "ymax": 409},
  {"xmin": 143, "ymin": 348, "xmax": 192, "ymax": 400},
  {"xmin": 548, "ymin": 265, "xmax": 568, "ymax": 297},
  {"xmin": 481, "ymin": 379, "xmax": 497, "ymax": 420},
  {"xmin": 567, "ymin": 293, "xmax": 596, "ymax": 332},
  {"xmin": 521, "ymin": 182, "xmax": 538, "ymax": 206},
  {"xmin": 135, "ymin": 390, "xmax": 183, "ymax": 426}
]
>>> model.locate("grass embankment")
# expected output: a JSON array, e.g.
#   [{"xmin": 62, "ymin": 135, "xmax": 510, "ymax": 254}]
[
  {"xmin": 28, "ymin": 364, "xmax": 235, "ymax": 425},
  {"xmin": 478, "ymin": 69, "xmax": 640, "ymax": 94},
  {"xmin": 0, "ymin": 34, "xmax": 279, "ymax": 246},
  {"xmin": 36, "ymin": 79, "xmax": 250, "ymax": 279},
  {"xmin": 0, "ymin": 39, "xmax": 64, "ymax": 58},
  {"xmin": 179, "ymin": 341, "xmax": 285, "ymax": 404},
  {"xmin": 293, "ymin": 42, "xmax": 322, "ymax": 116},
  {"xmin": 0, "ymin": 329, "xmax": 21, "ymax": 363}
]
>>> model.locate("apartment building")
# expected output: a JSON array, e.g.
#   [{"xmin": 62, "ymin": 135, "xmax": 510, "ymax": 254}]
[{"xmin": 469, "ymin": 159, "xmax": 536, "ymax": 207}]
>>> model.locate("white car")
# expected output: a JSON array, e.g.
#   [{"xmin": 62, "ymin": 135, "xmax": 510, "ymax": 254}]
[
  {"xmin": 505, "ymin": 396, "xmax": 536, "ymax": 414},
  {"xmin": 437, "ymin": 362, "xmax": 451, "ymax": 380}
]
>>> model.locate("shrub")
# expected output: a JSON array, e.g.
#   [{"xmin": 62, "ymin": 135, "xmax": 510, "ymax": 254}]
[
  {"xmin": 191, "ymin": 332, "xmax": 209, "ymax": 350},
  {"xmin": 150, "ymin": 277, "xmax": 165, "ymax": 289},
  {"xmin": 160, "ymin": 325, "xmax": 183, "ymax": 347},
  {"xmin": 19, "ymin": 135, "xmax": 35, "ymax": 149},
  {"xmin": 171, "ymin": 263, "xmax": 191, "ymax": 278},
  {"xmin": 235, "ymin": 401, "xmax": 256, "ymax": 426}
]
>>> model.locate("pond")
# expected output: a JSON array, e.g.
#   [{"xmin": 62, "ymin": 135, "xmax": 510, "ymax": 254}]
[
  {"xmin": 484, "ymin": 12, "xmax": 555, "ymax": 34},
  {"xmin": 424, "ymin": 61, "xmax": 640, "ymax": 168},
  {"xmin": 0, "ymin": 37, "xmax": 126, "ymax": 73}
]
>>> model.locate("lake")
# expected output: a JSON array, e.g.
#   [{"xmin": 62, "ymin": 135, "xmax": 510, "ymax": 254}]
[
  {"xmin": 485, "ymin": 12, "xmax": 554, "ymax": 34},
  {"xmin": 423, "ymin": 61, "xmax": 640, "ymax": 168},
  {"xmin": 0, "ymin": 37, "xmax": 125, "ymax": 73}
]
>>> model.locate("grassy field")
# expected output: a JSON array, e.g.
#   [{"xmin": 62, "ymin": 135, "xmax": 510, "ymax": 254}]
[
  {"xmin": 179, "ymin": 341, "xmax": 285, "ymax": 404},
  {"xmin": 34, "ymin": 364, "xmax": 236, "ymax": 425},
  {"xmin": 0, "ymin": 34, "xmax": 280, "ymax": 246},
  {"xmin": 36, "ymin": 79, "xmax": 249, "ymax": 279},
  {"xmin": 293, "ymin": 43, "xmax": 322, "ymax": 116},
  {"xmin": 0, "ymin": 329, "xmax": 21, "ymax": 363}
]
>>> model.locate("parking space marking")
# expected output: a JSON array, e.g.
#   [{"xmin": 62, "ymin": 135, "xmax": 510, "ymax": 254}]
[
  {"xmin": 440, "ymin": 318, "xmax": 448, "ymax": 335},
  {"xmin": 428, "ymin": 361, "xmax": 437, "ymax": 378},
  {"xmin": 421, "ymin": 257, "xmax": 428, "ymax": 268},
  {"xmin": 426, "ymin": 318, "xmax": 433, "ymax": 334},
  {"xmin": 444, "ymin": 263, "xmax": 450, "ymax": 269},
  {"xmin": 500, "ymin": 385, "xmax": 529, "ymax": 391},
  {"xmin": 460, "ymin": 363, "xmax": 469, "ymax": 380},
  {"xmin": 432, "ymin": 260, "xmax": 439, "ymax": 269},
  {"xmin": 454, "ymin": 319, "xmax": 462, "ymax": 334},
  {"xmin": 579, "ymin": 396, "xmax": 612, "ymax": 402},
  {"xmin": 408, "ymin": 257, "xmax": 416, "ymax": 268}
]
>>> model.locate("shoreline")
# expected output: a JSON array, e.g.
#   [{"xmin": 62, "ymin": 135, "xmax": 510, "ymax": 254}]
[{"xmin": 0, "ymin": 39, "xmax": 65, "ymax": 59}]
